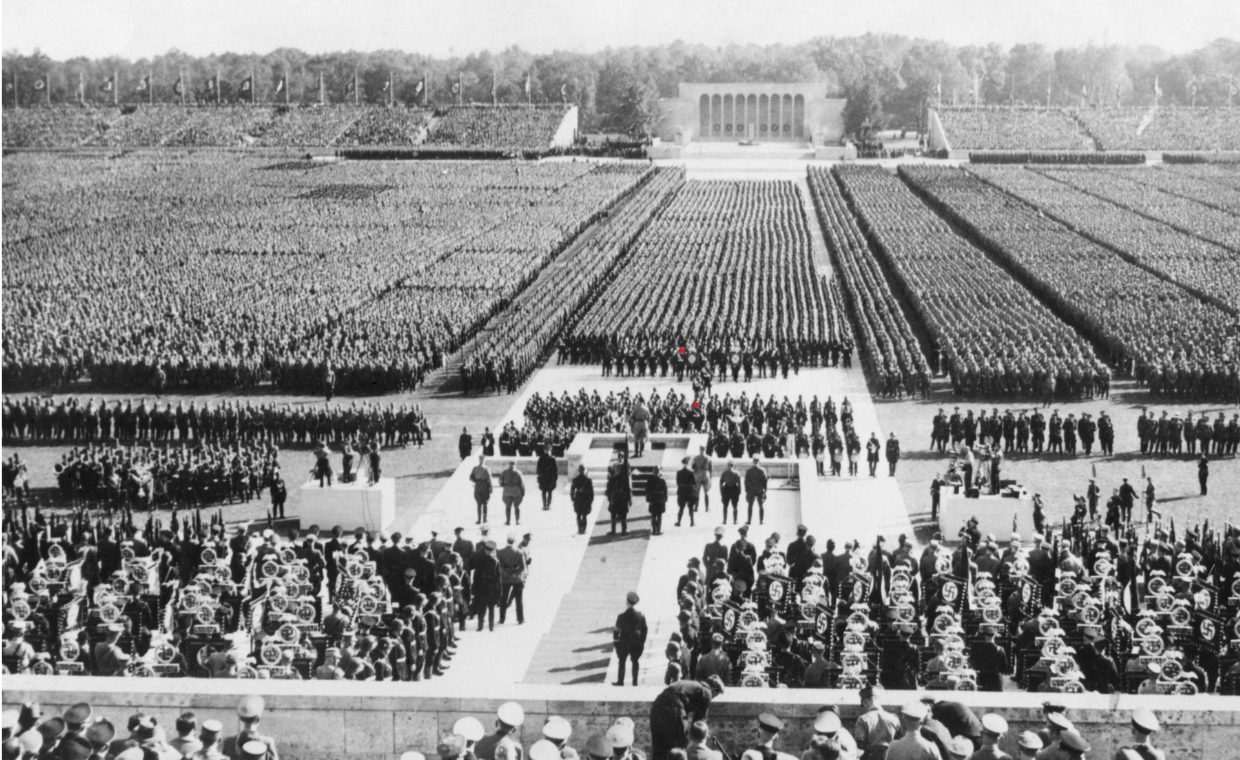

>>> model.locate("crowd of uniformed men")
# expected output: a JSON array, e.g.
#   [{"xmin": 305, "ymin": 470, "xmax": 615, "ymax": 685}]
[
  {"xmin": 3, "ymin": 397, "xmax": 433, "ymax": 451},
  {"xmin": 0, "ymin": 683, "xmax": 1181, "ymax": 760},
  {"xmin": 522, "ymin": 389, "xmax": 879, "ymax": 476},
  {"xmin": 654, "ymin": 513, "xmax": 1240, "ymax": 699},
  {"xmin": 1, "ymin": 509, "xmax": 539, "ymax": 686}
]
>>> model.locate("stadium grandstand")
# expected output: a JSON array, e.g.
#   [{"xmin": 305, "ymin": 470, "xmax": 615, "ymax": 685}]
[{"xmin": 1, "ymin": 103, "xmax": 576, "ymax": 152}]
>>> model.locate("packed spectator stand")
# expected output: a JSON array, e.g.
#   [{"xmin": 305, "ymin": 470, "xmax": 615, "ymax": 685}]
[
  {"xmin": 934, "ymin": 105, "xmax": 1240, "ymax": 153},
  {"xmin": 934, "ymin": 107, "xmax": 1095, "ymax": 151},
  {"xmin": 1, "ymin": 103, "xmax": 573, "ymax": 152}
]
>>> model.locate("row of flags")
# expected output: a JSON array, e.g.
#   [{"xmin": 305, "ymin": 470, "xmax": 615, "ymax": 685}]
[
  {"xmin": 933, "ymin": 70, "xmax": 1237, "ymax": 107},
  {"xmin": 5, "ymin": 70, "xmax": 572, "ymax": 105}
]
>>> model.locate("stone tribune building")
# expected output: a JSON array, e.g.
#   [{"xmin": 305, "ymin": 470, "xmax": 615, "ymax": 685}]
[{"xmin": 656, "ymin": 82, "xmax": 846, "ymax": 145}]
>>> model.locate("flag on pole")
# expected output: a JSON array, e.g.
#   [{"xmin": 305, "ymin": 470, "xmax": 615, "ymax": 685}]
[
  {"xmin": 345, "ymin": 78, "xmax": 355, "ymax": 95},
  {"xmin": 1080, "ymin": 82, "xmax": 1087, "ymax": 97},
  {"xmin": 33, "ymin": 78, "xmax": 45, "ymax": 91},
  {"xmin": 101, "ymin": 76, "xmax": 114, "ymax": 93},
  {"xmin": 1153, "ymin": 75, "xmax": 1162, "ymax": 97},
  {"xmin": 382, "ymin": 77, "xmax": 391, "ymax": 93},
  {"xmin": 173, "ymin": 77, "xmax": 183, "ymax": 96},
  {"xmin": 524, "ymin": 72, "xmax": 531, "ymax": 98},
  {"xmin": 239, "ymin": 76, "xmax": 253, "ymax": 100},
  {"xmin": 275, "ymin": 76, "xmax": 286, "ymax": 95},
  {"xmin": 414, "ymin": 75, "xmax": 425, "ymax": 105},
  {"xmin": 137, "ymin": 75, "xmax": 150, "ymax": 93},
  {"xmin": 560, "ymin": 82, "xmax": 568, "ymax": 101},
  {"xmin": 451, "ymin": 79, "xmax": 460, "ymax": 95},
  {"xmin": 206, "ymin": 76, "xmax": 217, "ymax": 92}
]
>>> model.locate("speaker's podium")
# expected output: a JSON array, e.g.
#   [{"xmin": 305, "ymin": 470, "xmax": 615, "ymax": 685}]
[{"xmin": 299, "ymin": 477, "xmax": 395, "ymax": 533}]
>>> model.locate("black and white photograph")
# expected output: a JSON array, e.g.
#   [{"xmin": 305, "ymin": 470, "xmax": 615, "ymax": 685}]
[{"xmin": 2, "ymin": 0, "xmax": 1239, "ymax": 758}]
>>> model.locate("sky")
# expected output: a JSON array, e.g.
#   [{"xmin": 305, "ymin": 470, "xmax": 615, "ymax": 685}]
[{"xmin": 2, "ymin": 0, "xmax": 1237, "ymax": 60}]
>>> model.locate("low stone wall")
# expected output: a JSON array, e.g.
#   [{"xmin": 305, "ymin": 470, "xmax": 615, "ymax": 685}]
[{"xmin": 5, "ymin": 677, "xmax": 1238, "ymax": 760}]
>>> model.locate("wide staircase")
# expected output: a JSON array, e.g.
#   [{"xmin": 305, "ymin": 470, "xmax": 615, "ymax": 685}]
[{"xmin": 522, "ymin": 448, "xmax": 653, "ymax": 684}]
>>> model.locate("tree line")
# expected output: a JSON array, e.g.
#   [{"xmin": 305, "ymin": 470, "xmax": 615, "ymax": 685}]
[{"xmin": 3, "ymin": 35, "xmax": 1238, "ymax": 136}]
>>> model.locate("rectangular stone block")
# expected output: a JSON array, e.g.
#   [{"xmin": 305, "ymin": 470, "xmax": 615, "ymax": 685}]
[
  {"xmin": 346, "ymin": 710, "xmax": 395, "ymax": 755},
  {"xmin": 270, "ymin": 710, "xmax": 346, "ymax": 755},
  {"xmin": 397, "ymin": 712, "xmax": 443, "ymax": 753}
]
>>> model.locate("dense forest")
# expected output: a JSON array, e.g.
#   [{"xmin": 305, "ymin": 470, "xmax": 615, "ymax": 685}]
[{"xmin": 4, "ymin": 35, "xmax": 1238, "ymax": 135}]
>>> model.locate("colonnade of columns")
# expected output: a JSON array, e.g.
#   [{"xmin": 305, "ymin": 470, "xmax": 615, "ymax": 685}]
[{"xmin": 698, "ymin": 92, "xmax": 805, "ymax": 140}]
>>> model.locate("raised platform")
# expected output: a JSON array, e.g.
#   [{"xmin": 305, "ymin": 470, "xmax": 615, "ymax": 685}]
[
  {"xmin": 298, "ymin": 476, "xmax": 395, "ymax": 533},
  {"xmin": 940, "ymin": 490, "xmax": 1036, "ymax": 542},
  {"xmin": 5, "ymin": 676, "xmax": 1238, "ymax": 760}
]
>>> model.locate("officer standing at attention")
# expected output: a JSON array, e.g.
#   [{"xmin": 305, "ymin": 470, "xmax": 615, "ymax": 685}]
[
  {"xmin": 570, "ymin": 465, "xmax": 595, "ymax": 536},
  {"xmin": 886, "ymin": 433, "xmax": 901, "ymax": 477},
  {"xmin": 613, "ymin": 591, "xmax": 649, "ymax": 686},
  {"xmin": 719, "ymin": 462, "xmax": 742, "ymax": 525},
  {"xmin": 691, "ymin": 446, "xmax": 713, "ymax": 513},
  {"xmin": 743, "ymin": 458, "xmax": 768, "ymax": 526},
  {"xmin": 676, "ymin": 458, "xmax": 698, "ymax": 528},
  {"xmin": 866, "ymin": 434, "xmax": 881, "ymax": 477},
  {"xmin": 470, "ymin": 455, "xmax": 493, "ymax": 525}
]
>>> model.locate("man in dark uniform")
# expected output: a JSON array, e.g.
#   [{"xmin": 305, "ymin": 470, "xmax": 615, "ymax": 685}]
[
  {"xmin": 969, "ymin": 626, "xmax": 1009, "ymax": 692},
  {"xmin": 719, "ymin": 462, "xmax": 741, "ymax": 524},
  {"xmin": 649, "ymin": 677, "xmax": 724, "ymax": 760},
  {"xmin": 571, "ymin": 465, "xmax": 594, "ymax": 536},
  {"xmin": 676, "ymin": 458, "xmax": 697, "ymax": 528},
  {"xmin": 885, "ymin": 433, "xmax": 900, "ymax": 477},
  {"xmin": 612, "ymin": 591, "xmax": 648, "ymax": 686},
  {"xmin": 703, "ymin": 527, "xmax": 728, "ymax": 570}
]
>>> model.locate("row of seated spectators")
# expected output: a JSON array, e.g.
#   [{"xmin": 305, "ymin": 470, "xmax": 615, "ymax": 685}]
[
  {"xmin": 935, "ymin": 108, "xmax": 1094, "ymax": 151},
  {"xmin": 937, "ymin": 106, "xmax": 1240, "ymax": 152},
  {"xmin": 425, "ymin": 105, "xmax": 571, "ymax": 152},
  {"xmin": 1075, "ymin": 107, "xmax": 1240, "ymax": 152},
  {"xmin": 2, "ymin": 105, "xmax": 568, "ymax": 150}
]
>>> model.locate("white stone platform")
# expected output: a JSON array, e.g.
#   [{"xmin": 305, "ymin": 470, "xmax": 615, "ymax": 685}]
[{"xmin": 298, "ymin": 477, "xmax": 395, "ymax": 533}]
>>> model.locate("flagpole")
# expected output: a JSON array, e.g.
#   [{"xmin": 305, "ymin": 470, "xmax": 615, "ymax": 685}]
[
  {"xmin": 79, "ymin": 71, "xmax": 85, "ymax": 106},
  {"xmin": 12, "ymin": 72, "xmax": 17, "ymax": 110},
  {"xmin": 113, "ymin": 69, "xmax": 118, "ymax": 106},
  {"xmin": 285, "ymin": 69, "xmax": 290, "ymax": 105},
  {"xmin": 216, "ymin": 69, "xmax": 221, "ymax": 105},
  {"xmin": 148, "ymin": 70, "xmax": 153, "ymax": 105},
  {"xmin": 354, "ymin": 69, "xmax": 359, "ymax": 106},
  {"xmin": 319, "ymin": 71, "xmax": 325, "ymax": 106},
  {"xmin": 45, "ymin": 73, "xmax": 51, "ymax": 106}
]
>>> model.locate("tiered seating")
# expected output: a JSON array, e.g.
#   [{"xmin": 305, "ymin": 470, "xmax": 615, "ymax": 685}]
[
  {"xmin": 936, "ymin": 107, "xmax": 1094, "ymax": 151},
  {"xmin": 1, "ymin": 106, "xmax": 116, "ymax": 148},
  {"xmin": 333, "ymin": 106, "xmax": 433, "ymax": 146},
  {"xmin": 425, "ymin": 105, "xmax": 569, "ymax": 151},
  {"xmin": 1076, "ymin": 107, "xmax": 1240, "ymax": 151}
]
